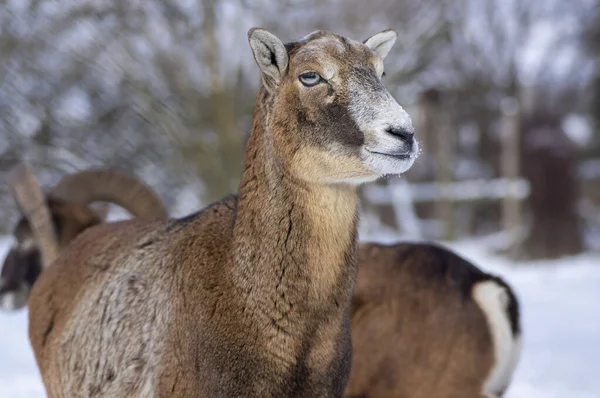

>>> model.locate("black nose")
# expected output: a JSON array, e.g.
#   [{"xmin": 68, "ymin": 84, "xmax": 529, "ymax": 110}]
[{"xmin": 386, "ymin": 126, "xmax": 414, "ymax": 142}]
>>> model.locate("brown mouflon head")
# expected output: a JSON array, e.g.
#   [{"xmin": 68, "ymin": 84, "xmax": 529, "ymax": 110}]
[{"xmin": 248, "ymin": 28, "xmax": 418, "ymax": 185}]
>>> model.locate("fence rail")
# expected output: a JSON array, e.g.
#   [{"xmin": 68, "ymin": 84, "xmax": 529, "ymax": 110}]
[{"xmin": 363, "ymin": 178, "xmax": 530, "ymax": 204}]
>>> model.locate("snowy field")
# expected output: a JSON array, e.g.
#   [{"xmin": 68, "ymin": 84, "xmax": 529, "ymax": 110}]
[{"xmin": 1, "ymin": 235, "xmax": 599, "ymax": 398}]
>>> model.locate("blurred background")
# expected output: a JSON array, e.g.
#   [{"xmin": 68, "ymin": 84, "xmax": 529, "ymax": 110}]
[{"xmin": 1, "ymin": 0, "xmax": 599, "ymax": 397}]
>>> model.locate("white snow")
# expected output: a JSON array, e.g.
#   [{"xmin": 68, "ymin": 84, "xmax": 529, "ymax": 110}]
[
  {"xmin": 13, "ymin": 112, "xmax": 42, "ymax": 139},
  {"xmin": 562, "ymin": 114, "xmax": 594, "ymax": 148},
  {"xmin": 52, "ymin": 87, "xmax": 93, "ymax": 126},
  {"xmin": 0, "ymin": 235, "xmax": 599, "ymax": 397},
  {"xmin": 55, "ymin": 19, "xmax": 99, "ymax": 54},
  {"xmin": 449, "ymin": 240, "xmax": 600, "ymax": 398}
]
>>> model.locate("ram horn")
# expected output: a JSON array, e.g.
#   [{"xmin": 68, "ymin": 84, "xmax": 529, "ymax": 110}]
[
  {"xmin": 49, "ymin": 169, "xmax": 168, "ymax": 219},
  {"xmin": 7, "ymin": 163, "xmax": 59, "ymax": 268}
]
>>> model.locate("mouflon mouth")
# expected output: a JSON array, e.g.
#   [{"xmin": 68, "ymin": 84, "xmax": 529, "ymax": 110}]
[
  {"xmin": 364, "ymin": 149, "xmax": 413, "ymax": 160},
  {"xmin": 361, "ymin": 141, "xmax": 419, "ymax": 176}
]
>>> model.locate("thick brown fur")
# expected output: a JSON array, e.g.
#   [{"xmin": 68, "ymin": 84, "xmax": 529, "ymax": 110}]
[
  {"xmin": 28, "ymin": 29, "xmax": 417, "ymax": 397},
  {"xmin": 344, "ymin": 242, "xmax": 521, "ymax": 398}
]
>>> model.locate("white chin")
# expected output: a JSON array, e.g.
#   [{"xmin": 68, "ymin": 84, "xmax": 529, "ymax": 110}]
[{"xmin": 361, "ymin": 149, "xmax": 416, "ymax": 176}]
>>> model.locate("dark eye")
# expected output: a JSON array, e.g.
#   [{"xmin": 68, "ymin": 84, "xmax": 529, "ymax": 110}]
[{"xmin": 299, "ymin": 72, "xmax": 322, "ymax": 87}]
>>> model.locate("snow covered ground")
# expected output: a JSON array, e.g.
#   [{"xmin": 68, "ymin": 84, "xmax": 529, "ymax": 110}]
[
  {"xmin": 0, "ymin": 235, "xmax": 599, "ymax": 398},
  {"xmin": 451, "ymin": 241, "xmax": 600, "ymax": 398}
]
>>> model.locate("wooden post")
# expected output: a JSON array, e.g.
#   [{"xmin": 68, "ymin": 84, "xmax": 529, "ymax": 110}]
[
  {"xmin": 435, "ymin": 103, "xmax": 455, "ymax": 241},
  {"xmin": 500, "ymin": 97, "xmax": 522, "ymax": 255}
]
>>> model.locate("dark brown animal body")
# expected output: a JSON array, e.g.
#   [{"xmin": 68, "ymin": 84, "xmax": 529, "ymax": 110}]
[
  {"xmin": 27, "ymin": 28, "xmax": 418, "ymax": 397},
  {"xmin": 345, "ymin": 242, "xmax": 521, "ymax": 398},
  {"xmin": 3, "ymin": 172, "xmax": 521, "ymax": 398}
]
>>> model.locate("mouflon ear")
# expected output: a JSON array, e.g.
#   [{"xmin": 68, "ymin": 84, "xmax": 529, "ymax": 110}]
[
  {"xmin": 363, "ymin": 29, "xmax": 397, "ymax": 60},
  {"xmin": 248, "ymin": 28, "xmax": 289, "ymax": 86}
]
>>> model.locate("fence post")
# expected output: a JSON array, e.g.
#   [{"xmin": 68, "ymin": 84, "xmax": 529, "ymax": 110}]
[
  {"xmin": 500, "ymin": 97, "xmax": 522, "ymax": 254},
  {"xmin": 434, "ymin": 97, "xmax": 455, "ymax": 240}
]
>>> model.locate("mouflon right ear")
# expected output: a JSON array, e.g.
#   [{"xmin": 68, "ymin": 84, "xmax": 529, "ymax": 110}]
[{"xmin": 363, "ymin": 29, "xmax": 397, "ymax": 60}]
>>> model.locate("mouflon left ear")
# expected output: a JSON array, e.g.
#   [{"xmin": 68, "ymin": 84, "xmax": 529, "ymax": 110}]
[{"xmin": 248, "ymin": 28, "xmax": 289, "ymax": 86}]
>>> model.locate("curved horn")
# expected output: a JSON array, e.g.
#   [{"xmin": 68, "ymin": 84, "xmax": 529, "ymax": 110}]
[
  {"xmin": 7, "ymin": 163, "xmax": 59, "ymax": 268},
  {"xmin": 49, "ymin": 169, "xmax": 168, "ymax": 219}
]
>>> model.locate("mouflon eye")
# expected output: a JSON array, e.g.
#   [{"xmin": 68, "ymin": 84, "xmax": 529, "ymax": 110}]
[{"xmin": 299, "ymin": 72, "xmax": 322, "ymax": 87}]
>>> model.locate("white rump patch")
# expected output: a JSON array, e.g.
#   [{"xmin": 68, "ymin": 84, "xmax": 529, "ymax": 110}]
[
  {"xmin": 0, "ymin": 292, "xmax": 16, "ymax": 311},
  {"xmin": 472, "ymin": 280, "xmax": 521, "ymax": 396},
  {"xmin": 0, "ymin": 284, "xmax": 29, "ymax": 311}
]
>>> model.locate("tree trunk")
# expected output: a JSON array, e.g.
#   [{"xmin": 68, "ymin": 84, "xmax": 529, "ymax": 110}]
[{"xmin": 520, "ymin": 111, "xmax": 584, "ymax": 260}]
